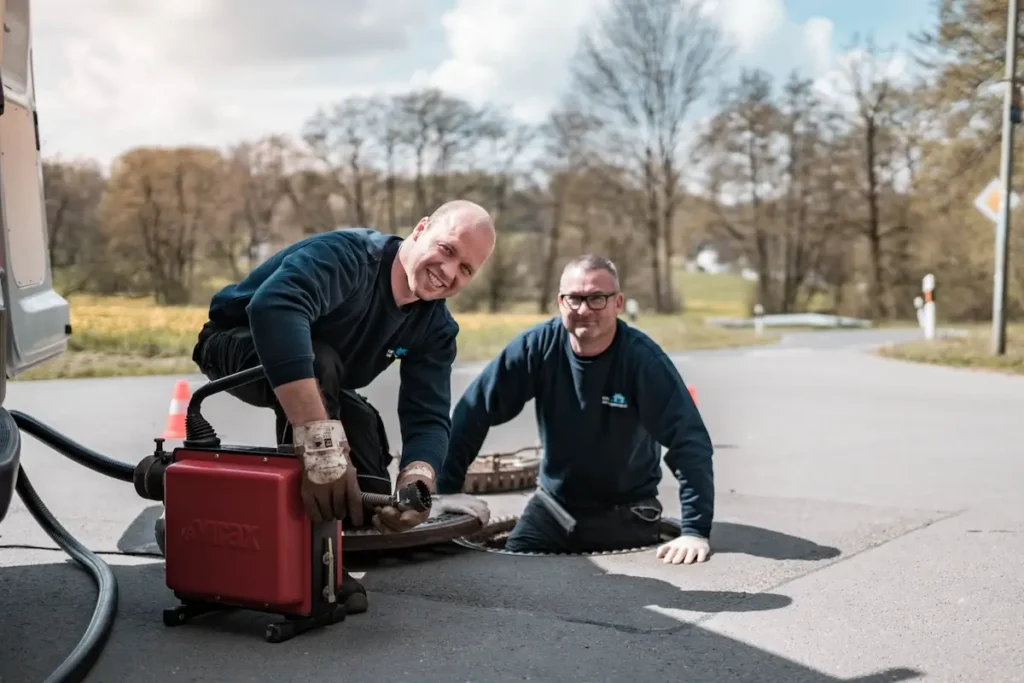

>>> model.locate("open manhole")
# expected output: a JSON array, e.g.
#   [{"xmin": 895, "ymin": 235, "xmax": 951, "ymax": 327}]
[
  {"xmin": 452, "ymin": 515, "xmax": 684, "ymax": 557},
  {"xmin": 463, "ymin": 446, "xmax": 542, "ymax": 494}
]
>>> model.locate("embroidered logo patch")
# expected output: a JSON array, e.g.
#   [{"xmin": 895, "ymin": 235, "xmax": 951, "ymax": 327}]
[{"xmin": 601, "ymin": 393, "xmax": 628, "ymax": 408}]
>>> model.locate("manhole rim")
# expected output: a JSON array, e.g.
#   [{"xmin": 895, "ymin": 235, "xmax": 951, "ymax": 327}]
[{"xmin": 451, "ymin": 515, "xmax": 684, "ymax": 557}]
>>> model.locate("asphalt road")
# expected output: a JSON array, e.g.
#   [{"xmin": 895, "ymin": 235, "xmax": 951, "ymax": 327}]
[{"xmin": 1, "ymin": 326, "xmax": 1022, "ymax": 683}]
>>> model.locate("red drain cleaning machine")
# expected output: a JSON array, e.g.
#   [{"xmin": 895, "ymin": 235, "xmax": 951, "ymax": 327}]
[
  {"xmin": 133, "ymin": 364, "xmax": 432, "ymax": 643},
  {"xmin": 4, "ymin": 361, "xmax": 432, "ymax": 680}
]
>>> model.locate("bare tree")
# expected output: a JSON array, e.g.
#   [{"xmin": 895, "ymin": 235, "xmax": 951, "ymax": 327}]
[
  {"xmin": 534, "ymin": 106, "xmax": 602, "ymax": 311},
  {"xmin": 568, "ymin": 0, "xmax": 731, "ymax": 312},
  {"xmin": 390, "ymin": 89, "xmax": 491, "ymax": 219},
  {"xmin": 100, "ymin": 147, "xmax": 227, "ymax": 304},
  {"xmin": 837, "ymin": 36, "xmax": 905, "ymax": 317},
  {"xmin": 696, "ymin": 68, "xmax": 783, "ymax": 309},
  {"xmin": 211, "ymin": 134, "xmax": 293, "ymax": 275},
  {"xmin": 303, "ymin": 95, "xmax": 388, "ymax": 227},
  {"xmin": 42, "ymin": 159, "xmax": 107, "ymax": 293}
]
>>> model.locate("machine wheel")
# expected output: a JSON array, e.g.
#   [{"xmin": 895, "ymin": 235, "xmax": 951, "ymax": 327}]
[
  {"xmin": 162, "ymin": 608, "xmax": 185, "ymax": 627},
  {"xmin": 265, "ymin": 622, "xmax": 294, "ymax": 643}
]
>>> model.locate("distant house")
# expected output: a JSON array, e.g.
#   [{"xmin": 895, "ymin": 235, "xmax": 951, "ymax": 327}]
[{"xmin": 687, "ymin": 241, "xmax": 758, "ymax": 281}]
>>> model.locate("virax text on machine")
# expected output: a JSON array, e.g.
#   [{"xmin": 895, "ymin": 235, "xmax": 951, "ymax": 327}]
[{"xmin": 133, "ymin": 364, "xmax": 432, "ymax": 643}]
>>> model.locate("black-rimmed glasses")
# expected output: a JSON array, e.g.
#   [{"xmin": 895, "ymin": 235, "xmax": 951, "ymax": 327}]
[{"xmin": 559, "ymin": 292, "xmax": 618, "ymax": 310}]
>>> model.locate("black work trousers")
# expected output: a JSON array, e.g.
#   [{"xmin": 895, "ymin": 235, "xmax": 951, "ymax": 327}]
[
  {"xmin": 504, "ymin": 491, "xmax": 663, "ymax": 554},
  {"xmin": 191, "ymin": 322, "xmax": 393, "ymax": 527}
]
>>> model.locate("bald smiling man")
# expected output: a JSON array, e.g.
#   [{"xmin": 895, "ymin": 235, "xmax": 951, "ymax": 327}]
[{"xmin": 170, "ymin": 200, "xmax": 496, "ymax": 615}]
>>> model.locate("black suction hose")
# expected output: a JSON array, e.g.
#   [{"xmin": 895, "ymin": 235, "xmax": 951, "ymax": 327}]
[
  {"xmin": 15, "ymin": 465, "xmax": 118, "ymax": 683},
  {"xmin": 11, "ymin": 410, "xmax": 135, "ymax": 482},
  {"xmin": 9, "ymin": 410, "xmax": 139, "ymax": 683}
]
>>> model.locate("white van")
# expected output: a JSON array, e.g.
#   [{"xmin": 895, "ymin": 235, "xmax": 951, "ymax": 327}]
[
  {"xmin": 0, "ymin": 0, "xmax": 71, "ymax": 385},
  {"xmin": 0, "ymin": 0, "xmax": 72, "ymax": 520}
]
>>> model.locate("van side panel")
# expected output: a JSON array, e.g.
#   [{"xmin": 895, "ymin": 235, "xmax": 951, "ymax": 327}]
[{"xmin": 0, "ymin": 0, "xmax": 71, "ymax": 377}]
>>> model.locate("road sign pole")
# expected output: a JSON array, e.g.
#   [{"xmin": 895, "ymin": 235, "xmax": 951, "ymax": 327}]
[{"xmin": 993, "ymin": 0, "xmax": 1019, "ymax": 356}]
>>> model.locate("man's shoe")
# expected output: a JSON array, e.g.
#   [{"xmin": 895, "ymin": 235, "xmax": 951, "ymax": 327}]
[{"xmin": 339, "ymin": 569, "xmax": 368, "ymax": 614}]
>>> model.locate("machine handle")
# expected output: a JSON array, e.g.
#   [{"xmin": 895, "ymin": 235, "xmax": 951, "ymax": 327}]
[
  {"xmin": 184, "ymin": 365, "xmax": 268, "ymax": 447},
  {"xmin": 188, "ymin": 364, "xmax": 267, "ymax": 412}
]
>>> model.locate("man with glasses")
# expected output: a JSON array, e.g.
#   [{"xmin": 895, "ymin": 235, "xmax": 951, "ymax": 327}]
[{"xmin": 436, "ymin": 255, "xmax": 715, "ymax": 564}]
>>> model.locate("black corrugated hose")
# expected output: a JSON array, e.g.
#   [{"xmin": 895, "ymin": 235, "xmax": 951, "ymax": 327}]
[{"xmin": 9, "ymin": 409, "xmax": 137, "ymax": 683}]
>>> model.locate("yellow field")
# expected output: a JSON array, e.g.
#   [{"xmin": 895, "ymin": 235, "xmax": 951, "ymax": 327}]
[{"xmin": 14, "ymin": 272, "xmax": 770, "ymax": 380}]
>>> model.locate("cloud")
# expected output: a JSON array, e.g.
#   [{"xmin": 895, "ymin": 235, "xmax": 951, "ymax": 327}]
[
  {"xmin": 31, "ymin": 0, "xmax": 431, "ymax": 165},
  {"xmin": 420, "ymin": 0, "xmax": 603, "ymax": 122},
  {"xmin": 421, "ymin": 0, "xmax": 841, "ymax": 124},
  {"xmin": 711, "ymin": 0, "xmax": 788, "ymax": 53},
  {"xmin": 812, "ymin": 45, "xmax": 914, "ymax": 114}
]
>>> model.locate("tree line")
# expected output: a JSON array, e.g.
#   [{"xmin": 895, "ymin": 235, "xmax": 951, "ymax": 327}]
[{"xmin": 39, "ymin": 0, "xmax": 1024, "ymax": 321}]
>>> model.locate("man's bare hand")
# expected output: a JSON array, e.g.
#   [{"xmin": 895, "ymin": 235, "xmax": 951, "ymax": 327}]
[{"xmin": 373, "ymin": 461, "xmax": 435, "ymax": 534}]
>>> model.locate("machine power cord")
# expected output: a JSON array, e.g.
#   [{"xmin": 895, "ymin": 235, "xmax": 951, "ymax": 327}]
[{"xmin": 9, "ymin": 409, "xmax": 138, "ymax": 683}]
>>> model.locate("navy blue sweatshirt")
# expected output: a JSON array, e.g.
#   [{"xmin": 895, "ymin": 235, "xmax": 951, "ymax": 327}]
[
  {"xmin": 205, "ymin": 228, "xmax": 459, "ymax": 472},
  {"xmin": 437, "ymin": 317, "xmax": 715, "ymax": 538}
]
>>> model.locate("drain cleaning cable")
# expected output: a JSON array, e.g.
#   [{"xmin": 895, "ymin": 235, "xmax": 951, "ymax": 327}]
[{"xmin": 9, "ymin": 409, "xmax": 138, "ymax": 683}]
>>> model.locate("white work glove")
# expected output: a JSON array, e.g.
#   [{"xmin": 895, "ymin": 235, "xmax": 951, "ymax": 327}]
[
  {"xmin": 656, "ymin": 535, "xmax": 711, "ymax": 565},
  {"xmin": 430, "ymin": 493, "xmax": 490, "ymax": 525},
  {"xmin": 293, "ymin": 419, "xmax": 362, "ymax": 525}
]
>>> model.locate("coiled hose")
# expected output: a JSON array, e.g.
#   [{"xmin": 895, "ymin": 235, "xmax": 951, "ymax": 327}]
[{"xmin": 9, "ymin": 409, "xmax": 136, "ymax": 683}]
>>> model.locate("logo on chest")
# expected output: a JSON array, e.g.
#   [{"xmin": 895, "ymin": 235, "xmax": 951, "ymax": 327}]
[
  {"xmin": 385, "ymin": 346, "xmax": 408, "ymax": 360},
  {"xmin": 601, "ymin": 392, "xmax": 629, "ymax": 409}
]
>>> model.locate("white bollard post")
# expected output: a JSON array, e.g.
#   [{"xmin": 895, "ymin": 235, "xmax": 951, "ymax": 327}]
[
  {"xmin": 914, "ymin": 296, "xmax": 925, "ymax": 333},
  {"xmin": 922, "ymin": 274, "xmax": 936, "ymax": 341},
  {"xmin": 753, "ymin": 303, "xmax": 764, "ymax": 337}
]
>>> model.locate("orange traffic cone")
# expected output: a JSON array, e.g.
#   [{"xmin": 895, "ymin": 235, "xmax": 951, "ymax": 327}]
[
  {"xmin": 688, "ymin": 385, "xmax": 698, "ymax": 406},
  {"xmin": 162, "ymin": 379, "xmax": 190, "ymax": 439}
]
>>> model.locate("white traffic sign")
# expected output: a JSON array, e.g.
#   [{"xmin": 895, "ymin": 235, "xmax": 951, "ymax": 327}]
[{"xmin": 974, "ymin": 177, "xmax": 1020, "ymax": 223}]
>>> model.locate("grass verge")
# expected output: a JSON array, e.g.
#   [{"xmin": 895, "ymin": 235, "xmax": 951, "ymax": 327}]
[
  {"xmin": 13, "ymin": 279, "xmax": 776, "ymax": 381},
  {"xmin": 876, "ymin": 323, "xmax": 1024, "ymax": 375}
]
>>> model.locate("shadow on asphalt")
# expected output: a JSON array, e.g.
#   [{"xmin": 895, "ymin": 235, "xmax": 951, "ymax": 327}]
[
  {"xmin": 0, "ymin": 556, "xmax": 923, "ymax": 683},
  {"xmin": 711, "ymin": 521, "xmax": 842, "ymax": 561},
  {"xmin": 60, "ymin": 506, "xmax": 910, "ymax": 682}
]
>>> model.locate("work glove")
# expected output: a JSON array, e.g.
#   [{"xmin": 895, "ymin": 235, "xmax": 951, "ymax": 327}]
[
  {"xmin": 294, "ymin": 419, "xmax": 363, "ymax": 526},
  {"xmin": 429, "ymin": 493, "xmax": 490, "ymax": 525},
  {"xmin": 656, "ymin": 534, "xmax": 711, "ymax": 565},
  {"xmin": 373, "ymin": 461, "xmax": 436, "ymax": 534}
]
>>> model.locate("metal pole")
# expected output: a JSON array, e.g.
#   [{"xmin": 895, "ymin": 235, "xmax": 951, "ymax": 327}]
[{"xmin": 993, "ymin": 0, "xmax": 1019, "ymax": 356}]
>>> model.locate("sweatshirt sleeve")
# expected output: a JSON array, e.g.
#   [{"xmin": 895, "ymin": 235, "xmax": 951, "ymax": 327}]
[
  {"xmin": 435, "ymin": 328, "xmax": 538, "ymax": 494},
  {"xmin": 246, "ymin": 237, "xmax": 366, "ymax": 388},
  {"xmin": 634, "ymin": 353, "xmax": 715, "ymax": 538},
  {"xmin": 396, "ymin": 321, "xmax": 458, "ymax": 474}
]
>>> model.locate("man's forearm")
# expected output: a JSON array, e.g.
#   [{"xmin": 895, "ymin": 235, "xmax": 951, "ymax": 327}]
[
  {"xmin": 274, "ymin": 378, "xmax": 329, "ymax": 426},
  {"xmin": 668, "ymin": 449, "xmax": 714, "ymax": 538}
]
